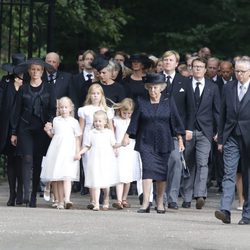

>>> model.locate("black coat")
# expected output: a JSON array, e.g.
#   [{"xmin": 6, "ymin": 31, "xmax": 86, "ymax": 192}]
[
  {"xmin": 164, "ymin": 73, "xmax": 195, "ymax": 131},
  {"xmin": 127, "ymin": 94, "xmax": 185, "ymax": 153},
  {"xmin": 188, "ymin": 78, "xmax": 221, "ymax": 142},
  {"xmin": 218, "ymin": 80, "xmax": 250, "ymax": 152},
  {"xmin": 12, "ymin": 81, "xmax": 57, "ymax": 135},
  {"xmin": 42, "ymin": 71, "xmax": 73, "ymax": 99},
  {"xmin": 0, "ymin": 75, "xmax": 18, "ymax": 153}
]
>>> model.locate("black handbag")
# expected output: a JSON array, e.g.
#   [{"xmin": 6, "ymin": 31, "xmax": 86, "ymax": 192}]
[{"xmin": 180, "ymin": 152, "xmax": 190, "ymax": 178}]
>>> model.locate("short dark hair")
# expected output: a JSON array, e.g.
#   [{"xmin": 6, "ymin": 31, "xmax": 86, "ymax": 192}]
[{"xmin": 192, "ymin": 57, "xmax": 207, "ymax": 68}]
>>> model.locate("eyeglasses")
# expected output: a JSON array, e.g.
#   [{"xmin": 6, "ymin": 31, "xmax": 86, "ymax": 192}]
[
  {"xmin": 235, "ymin": 69, "xmax": 249, "ymax": 74},
  {"xmin": 192, "ymin": 65, "xmax": 205, "ymax": 69}
]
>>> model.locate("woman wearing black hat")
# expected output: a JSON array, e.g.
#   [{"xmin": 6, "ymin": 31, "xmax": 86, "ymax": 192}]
[
  {"xmin": 10, "ymin": 58, "xmax": 57, "ymax": 207},
  {"xmin": 122, "ymin": 73, "xmax": 185, "ymax": 213},
  {"xmin": 0, "ymin": 54, "xmax": 26, "ymax": 206},
  {"xmin": 122, "ymin": 54, "xmax": 153, "ymax": 101},
  {"xmin": 92, "ymin": 58, "xmax": 126, "ymax": 107}
]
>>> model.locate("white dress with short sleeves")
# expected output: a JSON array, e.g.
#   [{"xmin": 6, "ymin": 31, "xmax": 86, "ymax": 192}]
[
  {"xmin": 78, "ymin": 105, "xmax": 114, "ymax": 169},
  {"xmin": 84, "ymin": 128, "xmax": 119, "ymax": 188},
  {"xmin": 40, "ymin": 116, "xmax": 82, "ymax": 182},
  {"xmin": 113, "ymin": 116, "xmax": 141, "ymax": 183}
]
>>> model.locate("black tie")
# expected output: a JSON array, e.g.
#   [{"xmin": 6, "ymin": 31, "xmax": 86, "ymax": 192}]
[
  {"xmin": 166, "ymin": 75, "xmax": 172, "ymax": 93},
  {"xmin": 49, "ymin": 74, "xmax": 54, "ymax": 83},
  {"xmin": 86, "ymin": 74, "xmax": 92, "ymax": 82},
  {"xmin": 194, "ymin": 82, "xmax": 201, "ymax": 107}
]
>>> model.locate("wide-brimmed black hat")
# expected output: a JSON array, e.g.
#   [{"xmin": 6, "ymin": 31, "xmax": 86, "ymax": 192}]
[
  {"xmin": 13, "ymin": 58, "xmax": 56, "ymax": 74},
  {"xmin": 125, "ymin": 53, "xmax": 153, "ymax": 69},
  {"xmin": 91, "ymin": 57, "xmax": 109, "ymax": 72},
  {"xmin": 1, "ymin": 53, "xmax": 26, "ymax": 74},
  {"xmin": 143, "ymin": 73, "xmax": 166, "ymax": 84}
]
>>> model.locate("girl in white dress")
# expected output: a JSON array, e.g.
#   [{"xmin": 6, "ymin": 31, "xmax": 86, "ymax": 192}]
[
  {"xmin": 75, "ymin": 110, "xmax": 120, "ymax": 211},
  {"xmin": 77, "ymin": 84, "xmax": 114, "ymax": 209},
  {"xmin": 112, "ymin": 98, "xmax": 141, "ymax": 209},
  {"xmin": 41, "ymin": 97, "xmax": 82, "ymax": 209}
]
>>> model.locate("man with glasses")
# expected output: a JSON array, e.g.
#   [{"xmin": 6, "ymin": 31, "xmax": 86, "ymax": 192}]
[
  {"xmin": 215, "ymin": 58, "xmax": 250, "ymax": 225},
  {"xmin": 181, "ymin": 57, "xmax": 220, "ymax": 209}
]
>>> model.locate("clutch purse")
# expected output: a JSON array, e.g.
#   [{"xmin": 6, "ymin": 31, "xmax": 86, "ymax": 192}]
[{"xmin": 180, "ymin": 152, "xmax": 190, "ymax": 178}]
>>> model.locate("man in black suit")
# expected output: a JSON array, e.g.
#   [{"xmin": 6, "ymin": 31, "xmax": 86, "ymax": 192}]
[
  {"xmin": 181, "ymin": 57, "xmax": 220, "ymax": 209},
  {"xmin": 162, "ymin": 50, "xmax": 195, "ymax": 210},
  {"xmin": 44, "ymin": 52, "xmax": 73, "ymax": 99},
  {"xmin": 215, "ymin": 58, "xmax": 250, "ymax": 225},
  {"xmin": 71, "ymin": 49, "xmax": 96, "ymax": 112}
]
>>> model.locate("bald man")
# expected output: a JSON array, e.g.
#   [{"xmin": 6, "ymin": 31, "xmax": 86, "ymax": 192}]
[{"xmin": 43, "ymin": 52, "xmax": 73, "ymax": 99}]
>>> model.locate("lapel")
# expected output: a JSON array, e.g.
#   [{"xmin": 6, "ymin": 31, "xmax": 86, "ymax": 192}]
[
  {"xmin": 231, "ymin": 81, "xmax": 238, "ymax": 114},
  {"xmin": 239, "ymin": 83, "xmax": 250, "ymax": 112},
  {"xmin": 196, "ymin": 79, "xmax": 211, "ymax": 113}
]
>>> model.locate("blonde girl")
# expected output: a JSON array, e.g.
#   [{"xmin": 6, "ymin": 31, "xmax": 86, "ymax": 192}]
[
  {"xmin": 77, "ymin": 84, "xmax": 114, "ymax": 209},
  {"xmin": 41, "ymin": 97, "xmax": 82, "ymax": 209},
  {"xmin": 112, "ymin": 98, "xmax": 141, "ymax": 209},
  {"xmin": 75, "ymin": 110, "xmax": 120, "ymax": 211}
]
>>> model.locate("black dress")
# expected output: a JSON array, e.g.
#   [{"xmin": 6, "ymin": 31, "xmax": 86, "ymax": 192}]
[{"xmin": 127, "ymin": 94, "xmax": 185, "ymax": 181}]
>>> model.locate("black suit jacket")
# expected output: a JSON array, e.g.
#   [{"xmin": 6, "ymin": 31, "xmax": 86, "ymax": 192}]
[
  {"xmin": 188, "ymin": 78, "xmax": 220, "ymax": 142},
  {"xmin": 218, "ymin": 80, "xmax": 250, "ymax": 152},
  {"xmin": 127, "ymin": 94, "xmax": 185, "ymax": 153},
  {"xmin": 42, "ymin": 71, "xmax": 73, "ymax": 99},
  {"xmin": 71, "ymin": 73, "xmax": 92, "ymax": 111},
  {"xmin": 164, "ymin": 73, "xmax": 195, "ymax": 131}
]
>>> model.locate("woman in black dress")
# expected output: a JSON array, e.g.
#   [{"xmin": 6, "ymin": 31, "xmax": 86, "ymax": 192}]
[
  {"xmin": 0, "ymin": 54, "xmax": 26, "ymax": 206},
  {"xmin": 92, "ymin": 58, "xmax": 126, "ymax": 107},
  {"xmin": 122, "ymin": 54, "xmax": 153, "ymax": 101},
  {"xmin": 122, "ymin": 73, "xmax": 185, "ymax": 213},
  {"xmin": 11, "ymin": 58, "xmax": 57, "ymax": 207}
]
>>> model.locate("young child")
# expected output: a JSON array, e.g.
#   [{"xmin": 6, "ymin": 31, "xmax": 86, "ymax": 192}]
[
  {"xmin": 112, "ymin": 98, "xmax": 141, "ymax": 209},
  {"xmin": 75, "ymin": 110, "xmax": 119, "ymax": 211},
  {"xmin": 78, "ymin": 84, "xmax": 114, "ymax": 209},
  {"xmin": 41, "ymin": 97, "xmax": 82, "ymax": 209}
]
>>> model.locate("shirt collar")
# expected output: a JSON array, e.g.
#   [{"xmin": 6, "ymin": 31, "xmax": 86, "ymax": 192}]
[{"xmin": 163, "ymin": 71, "xmax": 176, "ymax": 82}]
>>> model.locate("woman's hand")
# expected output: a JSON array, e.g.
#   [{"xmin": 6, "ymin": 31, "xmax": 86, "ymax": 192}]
[
  {"xmin": 218, "ymin": 144, "xmax": 223, "ymax": 153},
  {"xmin": 44, "ymin": 122, "xmax": 52, "ymax": 132},
  {"xmin": 185, "ymin": 130, "xmax": 193, "ymax": 141},
  {"xmin": 11, "ymin": 135, "xmax": 17, "ymax": 146},
  {"xmin": 121, "ymin": 133, "xmax": 130, "ymax": 146}
]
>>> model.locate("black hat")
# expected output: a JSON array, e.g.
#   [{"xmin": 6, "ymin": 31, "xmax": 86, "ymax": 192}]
[
  {"xmin": 91, "ymin": 57, "xmax": 109, "ymax": 72},
  {"xmin": 13, "ymin": 57, "xmax": 56, "ymax": 74},
  {"xmin": 1, "ymin": 53, "xmax": 26, "ymax": 74},
  {"xmin": 143, "ymin": 73, "xmax": 166, "ymax": 84},
  {"xmin": 125, "ymin": 54, "xmax": 153, "ymax": 69}
]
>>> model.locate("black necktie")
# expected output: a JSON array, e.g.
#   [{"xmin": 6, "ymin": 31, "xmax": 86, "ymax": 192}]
[
  {"xmin": 166, "ymin": 75, "xmax": 172, "ymax": 93},
  {"xmin": 49, "ymin": 74, "xmax": 54, "ymax": 83},
  {"xmin": 194, "ymin": 82, "xmax": 201, "ymax": 107},
  {"xmin": 86, "ymin": 74, "xmax": 92, "ymax": 82}
]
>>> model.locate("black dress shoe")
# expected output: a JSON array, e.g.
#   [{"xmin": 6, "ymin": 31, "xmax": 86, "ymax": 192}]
[
  {"xmin": 215, "ymin": 210, "xmax": 231, "ymax": 224},
  {"xmin": 196, "ymin": 197, "xmax": 205, "ymax": 209},
  {"xmin": 182, "ymin": 201, "xmax": 191, "ymax": 208},
  {"xmin": 238, "ymin": 218, "xmax": 250, "ymax": 225},
  {"xmin": 137, "ymin": 205, "xmax": 150, "ymax": 213},
  {"xmin": 29, "ymin": 196, "xmax": 37, "ymax": 208},
  {"xmin": 7, "ymin": 194, "xmax": 16, "ymax": 206},
  {"xmin": 168, "ymin": 202, "xmax": 178, "ymax": 210}
]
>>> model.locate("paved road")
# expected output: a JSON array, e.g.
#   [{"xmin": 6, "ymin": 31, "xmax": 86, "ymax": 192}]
[{"xmin": 0, "ymin": 180, "xmax": 249, "ymax": 250}]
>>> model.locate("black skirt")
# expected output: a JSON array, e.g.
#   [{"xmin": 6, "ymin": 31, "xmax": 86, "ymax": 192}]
[{"xmin": 140, "ymin": 151, "xmax": 170, "ymax": 181}]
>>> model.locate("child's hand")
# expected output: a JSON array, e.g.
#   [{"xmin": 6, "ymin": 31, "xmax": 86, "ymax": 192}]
[
  {"xmin": 114, "ymin": 148, "xmax": 119, "ymax": 157},
  {"xmin": 44, "ymin": 122, "xmax": 52, "ymax": 132},
  {"xmin": 74, "ymin": 153, "xmax": 82, "ymax": 161}
]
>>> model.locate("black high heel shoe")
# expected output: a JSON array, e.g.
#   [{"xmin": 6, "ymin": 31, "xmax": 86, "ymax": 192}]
[{"xmin": 137, "ymin": 205, "xmax": 150, "ymax": 213}]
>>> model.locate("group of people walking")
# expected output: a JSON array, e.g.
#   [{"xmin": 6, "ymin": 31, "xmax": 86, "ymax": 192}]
[{"xmin": 0, "ymin": 47, "xmax": 250, "ymax": 225}]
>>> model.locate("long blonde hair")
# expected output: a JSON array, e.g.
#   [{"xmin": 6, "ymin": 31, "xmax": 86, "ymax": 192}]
[
  {"xmin": 113, "ymin": 98, "xmax": 134, "ymax": 117},
  {"xmin": 57, "ymin": 96, "xmax": 75, "ymax": 117},
  {"xmin": 84, "ymin": 83, "xmax": 108, "ymax": 111}
]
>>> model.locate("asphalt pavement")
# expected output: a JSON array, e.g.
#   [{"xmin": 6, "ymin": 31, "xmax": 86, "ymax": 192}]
[{"xmin": 0, "ymin": 180, "xmax": 249, "ymax": 250}]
